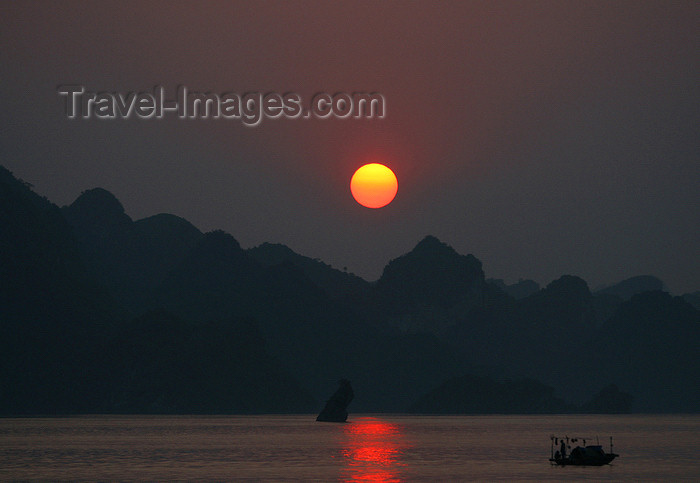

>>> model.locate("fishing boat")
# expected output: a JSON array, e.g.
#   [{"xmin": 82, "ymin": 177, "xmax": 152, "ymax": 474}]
[{"xmin": 549, "ymin": 435, "xmax": 618, "ymax": 466}]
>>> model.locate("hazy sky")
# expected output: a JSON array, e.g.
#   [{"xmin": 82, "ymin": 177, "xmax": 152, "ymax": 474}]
[{"xmin": 2, "ymin": 1, "xmax": 698, "ymax": 293}]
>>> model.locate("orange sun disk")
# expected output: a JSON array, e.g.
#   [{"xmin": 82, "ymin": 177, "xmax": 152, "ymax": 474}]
[{"xmin": 350, "ymin": 163, "xmax": 398, "ymax": 209}]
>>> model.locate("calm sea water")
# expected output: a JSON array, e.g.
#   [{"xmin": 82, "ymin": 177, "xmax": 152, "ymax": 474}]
[{"xmin": 1, "ymin": 414, "xmax": 698, "ymax": 481}]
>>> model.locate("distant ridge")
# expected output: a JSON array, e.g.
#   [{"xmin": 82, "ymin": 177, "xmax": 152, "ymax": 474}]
[
  {"xmin": 488, "ymin": 278, "xmax": 540, "ymax": 299},
  {"xmin": 596, "ymin": 275, "xmax": 666, "ymax": 300}
]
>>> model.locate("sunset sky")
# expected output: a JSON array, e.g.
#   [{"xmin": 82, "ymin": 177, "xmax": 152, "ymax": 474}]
[{"xmin": 2, "ymin": 1, "xmax": 698, "ymax": 293}]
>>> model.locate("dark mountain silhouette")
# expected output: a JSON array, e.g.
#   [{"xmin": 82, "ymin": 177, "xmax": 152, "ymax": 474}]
[
  {"xmin": 0, "ymin": 168, "xmax": 313, "ymax": 414},
  {"xmin": 377, "ymin": 235, "xmax": 485, "ymax": 311},
  {"xmin": 154, "ymin": 232, "xmax": 468, "ymax": 411},
  {"xmin": 515, "ymin": 275, "xmax": 596, "ymax": 349},
  {"xmin": 579, "ymin": 384, "xmax": 634, "ymax": 414},
  {"xmin": 488, "ymin": 278, "xmax": 540, "ymax": 299},
  {"xmin": 248, "ymin": 242, "xmax": 370, "ymax": 300},
  {"xmin": 61, "ymin": 189, "xmax": 203, "ymax": 312},
  {"xmin": 441, "ymin": 274, "xmax": 690, "ymax": 408},
  {"xmin": 588, "ymin": 291, "xmax": 700, "ymax": 412},
  {"xmin": 132, "ymin": 214, "xmax": 204, "ymax": 289},
  {"xmin": 2, "ymin": 165, "xmax": 698, "ymax": 414},
  {"xmin": 591, "ymin": 292, "xmax": 625, "ymax": 327},
  {"xmin": 410, "ymin": 377, "xmax": 634, "ymax": 414},
  {"xmin": 682, "ymin": 291, "xmax": 700, "ymax": 311},
  {"xmin": 596, "ymin": 275, "xmax": 665, "ymax": 300},
  {"xmin": 372, "ymin": 235, "xmax": 489, "ymax": 333},
  {"xmin": 480, "ymin": 275, "xmax": 598, "ymax": 391},
  {"xmin": 0, "ymin": 168, "xmax": 117, "ymax": 413},
  {"xmin": 155, "ymin": 230, "xmax": 264, "ymax": 321},
  {"xmin": 107, "ymin": 310, "xmax": 314, "ymax": 413},
  {"xmin": 409, "ymin": 374, "xmax": 572, "ymax": 414}
]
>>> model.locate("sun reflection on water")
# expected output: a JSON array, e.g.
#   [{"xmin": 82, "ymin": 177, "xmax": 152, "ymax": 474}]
[{"xmin": 340, "ymin": 417, "xmax": 410, "ymax": 482}]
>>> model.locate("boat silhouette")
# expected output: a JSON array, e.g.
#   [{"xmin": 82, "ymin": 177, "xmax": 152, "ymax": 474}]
[{"xmin": 549, "ymin": 435, "xmax": 618, "ymax": 466}]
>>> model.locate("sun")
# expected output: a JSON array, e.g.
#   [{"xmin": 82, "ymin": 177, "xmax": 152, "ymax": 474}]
[{"xmin": 350, "ymin": 163, "xmax": 398, "ymax": 209}]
